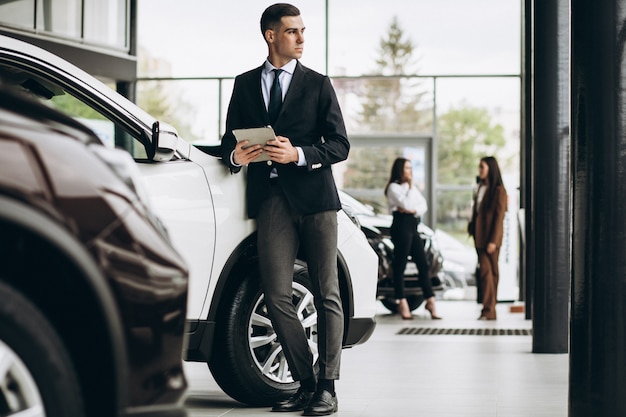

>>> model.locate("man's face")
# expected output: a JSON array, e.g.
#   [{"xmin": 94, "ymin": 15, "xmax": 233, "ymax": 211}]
[{"xmin": 268, "ymin": 15, "xmax": 305, "ymax": 65}]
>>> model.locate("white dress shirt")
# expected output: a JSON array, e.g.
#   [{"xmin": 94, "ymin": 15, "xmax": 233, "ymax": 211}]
[
  {"xmin": 386, "ymin": 182, "xmax": 428, "ymax": 217},
  {"xmin": 262, "ymin": 59, "xmax": 296, "ymax": 107}
]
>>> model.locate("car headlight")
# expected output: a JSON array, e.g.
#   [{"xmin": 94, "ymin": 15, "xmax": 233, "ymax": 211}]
[
  {"xmin": 341, "ymin": 204, "xmax": 361, "ymax": 229},
  {"xmin": 89, "ymin": 144, "xmax": 172, "ymax": 240},
  {"xmin": 382, "ymin": 237, "xmax": 394, "ymax": 250},
  {"xmin": 89, "ymin": 144, "xmax": 152, "ymax": 209},
  {"xmin": 428, "ymin": 235, "xmax": 440, "ymax": 253}
]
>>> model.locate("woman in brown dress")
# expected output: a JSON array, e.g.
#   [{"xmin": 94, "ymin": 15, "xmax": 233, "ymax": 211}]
[{"xmin": 468, "ymin": 156, "xmax": 507, "ymax": 320}]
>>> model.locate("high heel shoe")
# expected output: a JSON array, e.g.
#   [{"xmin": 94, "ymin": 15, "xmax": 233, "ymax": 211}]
[
  {"xmin": 425, "ymin": 299, "xmax": 442, "ymax": 320},
  {"xmin": 397, "ymin": 298, "xmax": 413, "ymax": 320}
]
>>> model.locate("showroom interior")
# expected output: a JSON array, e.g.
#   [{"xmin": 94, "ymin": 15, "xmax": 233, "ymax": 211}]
[{"xmin": 0, "ymin": 0, "xmax": 624, "ymax": 415}]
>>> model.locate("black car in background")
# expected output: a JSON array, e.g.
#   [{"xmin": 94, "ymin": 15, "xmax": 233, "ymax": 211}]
[
  {"xmin": 0, "ymin": 86, "xmax": 189, "ymax": 417},
  {"xmin": 339, "ymin": 190, "xmax": 444, "ymax": 312}
]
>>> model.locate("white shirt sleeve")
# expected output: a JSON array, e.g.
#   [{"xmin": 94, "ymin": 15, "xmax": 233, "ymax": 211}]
[
  {"xmin": 386, "ymin": 182, "xmax": 428, "ymax": 217},
  {"xmin": 296, "ymin": 146, "xmax": 306, "ymax": 166},
  {"xmin": 230, "ymin": 150, "xmax": 241, "ymax": 167}
]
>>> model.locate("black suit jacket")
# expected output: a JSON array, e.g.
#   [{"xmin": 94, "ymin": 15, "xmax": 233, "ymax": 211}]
[{"xmin": 221, "ymin": 61, "xmax": 350, "ymax": 218}]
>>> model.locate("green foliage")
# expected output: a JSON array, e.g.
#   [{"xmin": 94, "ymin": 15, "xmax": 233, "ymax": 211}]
[
  {"xmin": 337, "ymin": 16, "xmax": 509, "ymax": 236},
  {"xmin": 358, "ymin": 16, "xmax": 431, "ymax": 133},
  {"xmin": 436, "ymin": 101, "xmax": 507, "ymax": 234},
  {"xmin": 344, "ymin": 147, "xmax": 397, "ymax": 189},
  {"xmin": 343, "ymin": 16, "xmax": 432, "ymax": 195},
  {"xmin": 437, "ymin": 101, "xmax": 506, "ymax": 185},
  {"xmin": 50, "ymin": 93, "xmax": 106, "ymax": 120},
  {"xmin": 137, "ymin": 80, "xmax": 200, "ymax": 142},
  {"xmin": 137, "ymin": 81, "xmax": 175, "ymax": 120},
  {"xmin": 375, "ymin": 16, "xmax": 415, "ymax": 75},
  {"xmin": 136, "ymin": 47, "xmax": 201, "ymax": 143}
]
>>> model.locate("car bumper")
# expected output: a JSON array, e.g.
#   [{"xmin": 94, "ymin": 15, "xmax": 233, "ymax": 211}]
[
  {"xmin": 337, "ymin": 211, "xmax": 379, "ymax": 319},
  {"xmin": 185, "ymin": 320, "xmax": 215, "ymax": 362}
]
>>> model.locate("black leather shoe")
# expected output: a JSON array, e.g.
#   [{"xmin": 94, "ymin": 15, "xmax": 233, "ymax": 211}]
[
  {"xmin": 303, "ymin": 389, "xmax": 338, "ymax": 416},
  {"xmin": 271, "ymin": 389, "xmax": 314, "ymax": 412}
]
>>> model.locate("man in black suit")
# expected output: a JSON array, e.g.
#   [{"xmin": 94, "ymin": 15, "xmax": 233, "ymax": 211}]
[{"xmin": 220, "ymin": 3, "xmax": 349, "ymax": 416}]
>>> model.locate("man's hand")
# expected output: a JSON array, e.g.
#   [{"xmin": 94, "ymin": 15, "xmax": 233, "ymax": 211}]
[
  {"xmin": 264, "ymin": 136, "xmax": 299, "ymax": 164},
  {"xmin": 487, "ymin": 242, "xmax": 497, "ymax": 254},
  {"xmin": 233, "ymin": 140, "xmax": 264, "ymax": 166}
]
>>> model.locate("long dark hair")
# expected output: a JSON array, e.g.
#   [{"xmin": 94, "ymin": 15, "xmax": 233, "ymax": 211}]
[
  {"xmin": 480, "ymin": 156, "xmax": 506, "ymax": 206},
  {"xmin": 384, "ymin": 157, "xmax": 409, "ymax": 195}
]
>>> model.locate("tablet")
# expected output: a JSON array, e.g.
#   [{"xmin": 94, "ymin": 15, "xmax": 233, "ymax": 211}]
[{"xmin": 232, "ymin": 126, "xmax": 276, "ymax": 163}]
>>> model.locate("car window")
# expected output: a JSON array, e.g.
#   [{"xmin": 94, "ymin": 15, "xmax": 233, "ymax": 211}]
[{"xmin": 0, "ymin": 63, "xmax": 148, "ymax": 160}]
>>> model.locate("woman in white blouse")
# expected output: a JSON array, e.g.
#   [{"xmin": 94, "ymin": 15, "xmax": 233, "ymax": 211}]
[{"xmin": 384, "ymin": 158, "xmax": 441, "ymax": 320}]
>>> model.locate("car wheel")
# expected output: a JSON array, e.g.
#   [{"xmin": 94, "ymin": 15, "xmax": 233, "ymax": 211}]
[
  {"xmin": 0, "ymin": 281, "xmax": 83, "ymax": 417},
  {"xmin": 442, "ymin": 272, "xmax": 460, "ymax": 290},
  {"xmin": 380, "ymin": 294, "xmax": 425, "ymax": 313},
  {"xmin": 209, "ymin": 262, "xmax": 317, "ymax": 406}
]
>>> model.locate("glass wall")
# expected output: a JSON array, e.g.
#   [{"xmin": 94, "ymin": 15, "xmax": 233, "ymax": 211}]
[
  {"xmin": 135, "ymin": 0, "xmax": 521, "ymax": 253},
  {"xmin": 84, "ymin": 0, "xmax": 128, "ymax": 48},
  {"xmin": 0, "ymin": 0, "xmax": 129, "ymax": 50},
  {"xmin": 0, "ymin": 0, "xmax": 41, "ymax": 30},
  {"xmin": 327, "ymin": 0, "xmax": 520, "ymax": 76}
]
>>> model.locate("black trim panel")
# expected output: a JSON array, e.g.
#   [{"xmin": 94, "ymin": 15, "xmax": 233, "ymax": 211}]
[
  {"xmin": 344, "ymin": 317, "xmax": 376, "ymax": 348},
  {"xmin": 184, "ymin": 320, "xmax": 216, "ymax": 362}
]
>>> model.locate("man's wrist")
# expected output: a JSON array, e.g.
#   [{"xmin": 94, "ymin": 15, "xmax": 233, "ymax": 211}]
[
  {"xmin": 295, "ymin": 147, "xmax": 306, "ymax": 166},
  {"xmin": 230, "ymin": 150, "xmax": 242, "ymax": 167}
]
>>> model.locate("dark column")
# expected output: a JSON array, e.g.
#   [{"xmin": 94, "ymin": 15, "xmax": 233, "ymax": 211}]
[
  {"xmin": 570, "ymin": 0, "xmax": 626, "ymax": 415},
  {"xmin": 521, "ymin": 0, "xmax": 532, "ymax": 318},
  {"xmin": 530, "ymin": 0, "xmax": 570, "ymax": 353}
]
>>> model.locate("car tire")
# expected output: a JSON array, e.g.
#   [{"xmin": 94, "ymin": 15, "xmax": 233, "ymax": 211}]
[
  {"xmin": 0, "ymin": 281, "xmax": 84, "ymax": 416},
  {"xmin": 209, "ymin": 262, "xmax": 317, "ymax": 406},
  {"xmin": 380, "ymin": 294, "xmax": 425, "ymax": 313},
  {"xmin": 442, "ymin": 272, "xmax": 461, "ymax": 290}
]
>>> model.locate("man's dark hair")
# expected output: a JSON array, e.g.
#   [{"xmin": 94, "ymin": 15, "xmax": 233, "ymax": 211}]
[{"xmin": 260, "ymin": 3, "xmax": 300, "ymax": 35}]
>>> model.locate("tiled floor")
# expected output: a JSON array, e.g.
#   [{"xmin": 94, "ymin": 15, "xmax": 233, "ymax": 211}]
[{"xmin": 183, "ymin": 300, "xmax": 569, "ymax": 417}]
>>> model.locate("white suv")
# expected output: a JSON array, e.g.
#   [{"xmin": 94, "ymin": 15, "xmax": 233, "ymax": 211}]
[{"xmin": 0, "ymin": 35, "xmax": 378, "ymax": 406}]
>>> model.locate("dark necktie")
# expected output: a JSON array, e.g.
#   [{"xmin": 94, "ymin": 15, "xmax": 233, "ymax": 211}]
[{"xmin": 268, "ymin": 68, "xmax": 283, "ymax": 126}]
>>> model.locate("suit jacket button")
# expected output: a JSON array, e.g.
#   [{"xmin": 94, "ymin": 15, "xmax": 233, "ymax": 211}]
[{"xmin": 267, "ymin": 160, "xmax": 272, "ymax": 166}]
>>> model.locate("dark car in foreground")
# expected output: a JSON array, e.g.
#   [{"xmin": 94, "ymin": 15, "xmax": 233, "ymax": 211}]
[
  {"xmin": 339, "ymin": 190, "xmax": 445, "ymax": 312},
  {"xmin": 0, "ymin": 86, "xmax": 189, "ymax": 417}
]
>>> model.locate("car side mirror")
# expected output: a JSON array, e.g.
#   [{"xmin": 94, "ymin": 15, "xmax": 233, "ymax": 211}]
[{"xmin": 151, "ymin": 121, "xmax": 176, "ymax": 162}]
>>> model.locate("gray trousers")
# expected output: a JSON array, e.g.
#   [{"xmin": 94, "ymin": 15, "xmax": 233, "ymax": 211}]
[{"xmin": 256, "ymin": 184, "xmax": 343, "ymax": 381}]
